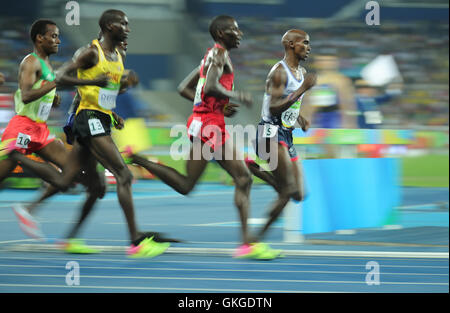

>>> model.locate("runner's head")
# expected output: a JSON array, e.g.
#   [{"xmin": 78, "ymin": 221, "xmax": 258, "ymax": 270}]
[
  {"xmin": 281, "ymin": 29, "xmax": 310, "ymax": 61},
  {"xmin": 30, "ymin": 19, "xmax": 60, "ymax": 55},
  {"xmin": 99, "ymin": 9, "xmax": 130, "ymax": 43},
  {"xmin": 209, "ymin": 15, "xmax": 242, "ymax": 50}
]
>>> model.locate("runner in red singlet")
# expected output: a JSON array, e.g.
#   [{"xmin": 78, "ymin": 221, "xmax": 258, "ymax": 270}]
[{"xmin": 123, "ymin": 16, "xmax": 283, "ymax": 259}]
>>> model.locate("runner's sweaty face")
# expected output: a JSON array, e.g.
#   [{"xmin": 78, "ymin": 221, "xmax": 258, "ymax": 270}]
[
  {"xmin": 295, "ymin": 34, "xmax": 310, "ymax": 61},
  {"xmin": 110, "ymin": 14, "xmax": 130, "ymax": 43},
  {"xmin": 39, "ymin": 24, "xmax": 61, "ymax": 55},
  {"xmin": 221, "ymin": 20, "xmax": 243, "ymax": 49}
]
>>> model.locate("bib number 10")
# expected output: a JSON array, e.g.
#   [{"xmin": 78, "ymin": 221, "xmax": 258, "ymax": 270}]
[{"xmin": 16, "ymin": 133, "xmax": 31, "ymax": 149}]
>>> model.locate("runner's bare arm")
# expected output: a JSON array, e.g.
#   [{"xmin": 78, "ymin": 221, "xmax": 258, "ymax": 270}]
[
  {"xmin": 297, "ymin": 114, "xmax": 310, "ymax": 132},
  {"xmin": 204, "ymin": 48, "xmax": 252, "ymax": 106},
  {"xmin": 177, "ymin": 65, "xmax": 200, "ymax": 102},
  {"xmin": 111, "ymin": 111, "xmax": 124, "ymax": 129},
  {"xmin": 267, "ymin": 65, "xmax": 289, "ymax": 116},
  {"xmin": 19, "ymin": 55, "xmax": 57, "ymax": 104},
  {"xmin": 119, "ymin": 69, "xmax": 139, "ymax": 94},
  {"xmin": 52, "ymin": 93, "xmax": 61, "ymax": 108},
  {"xmin": 269, "ymin": 66, "xmax": 316, "ymax": 116},
  {"xmin": 55, "ymin": 46, "xmax": 109, "ymax": 88}
]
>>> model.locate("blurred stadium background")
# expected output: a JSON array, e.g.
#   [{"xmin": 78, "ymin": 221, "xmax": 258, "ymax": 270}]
[
  {"xmin": 0, "ymin": 0, "xmax": 448, "ymax": 186},
  {"xmin": 0, "ymin": 0, "xmax": 448, "ymax": 235},
  {"xmin": 0, "ymin": 1, "xmax": 448, "ymax": 294},
  {"xmin": 1, "ymin": 0, "xmax": 448, "ymax": 125}
]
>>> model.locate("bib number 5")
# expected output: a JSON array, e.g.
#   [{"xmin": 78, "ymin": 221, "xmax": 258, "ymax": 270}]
[{"xmin": 262, "ymin": 124, "xmax": 278, "ymax": 138}]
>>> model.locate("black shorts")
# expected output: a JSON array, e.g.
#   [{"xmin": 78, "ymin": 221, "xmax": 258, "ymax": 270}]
[
  {"xmin": 72, "ymin": 109, "xmax": 112, "ymax": 141},
  {"xmin": 256, "ymin": 122, "xmax": 298, "ymax": 161}
]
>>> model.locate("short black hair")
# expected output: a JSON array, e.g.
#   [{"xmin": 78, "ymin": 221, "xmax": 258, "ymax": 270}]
[
  {"xmin": 209, "ymin": 15, "xmax": 235, "ymax": 41},
  {"xmin": 99, "ymin": 9, "xmax": 125, "ymax": 32},
  {"xmin": 30, "ymin": 19, "xmax": 57, "ymax": 43}
]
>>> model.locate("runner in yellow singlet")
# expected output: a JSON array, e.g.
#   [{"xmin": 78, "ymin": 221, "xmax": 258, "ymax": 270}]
[{"xmin": 8, "ymin": 10, "xmax": 170, "ymax": 258}]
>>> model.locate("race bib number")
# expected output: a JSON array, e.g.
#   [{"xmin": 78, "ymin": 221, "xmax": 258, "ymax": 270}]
[
  {"xmin": 188, "ymin": 119, "xmax": 202, "ymax": 137},
  {"xmin": 281, "ymin": 100, "xmax": 301, "ymax": 128},
  {"xmin": 193, "ymin": 78, "xmax": 206, "ymax": 106},
  {"xmin": 37, "ymin": 100, "xmax": 53, "ymax": 121},
  {"xmin": 16, "ymin": 132, "xmax": 31, "ymax": 149},
  {"xmin": 99, "ymin": 88, "xmax": 118, "ymax": 110},
  {"xmin": 262, "ymin": 124, "xmax": 278, "ymax": 138},
  {"xmin": 88, "ymin": 118, "xmax": 105, "ymax": 136}
]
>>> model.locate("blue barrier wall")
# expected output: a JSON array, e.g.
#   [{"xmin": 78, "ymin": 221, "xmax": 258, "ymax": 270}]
[{"xmin": 301, "ymin": 158, "xmax": 401, "ymax": 234}]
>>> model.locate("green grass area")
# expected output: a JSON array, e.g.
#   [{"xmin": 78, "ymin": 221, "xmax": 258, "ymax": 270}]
[
  {"xmin": 4, "ymin": 152, "xmax": 447, "ymax": 189},
  {"xmin": 401, "ymin": 154, "xmax": 449, "ymax": 187},
  {"xmin": 156, "ymin": 154, "xmax": 449, "ymax": 188}
]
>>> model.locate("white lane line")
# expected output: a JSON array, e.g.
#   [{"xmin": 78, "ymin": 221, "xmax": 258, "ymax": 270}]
[
  {"xmin": 0, "ymin": 283, "xmax": 341, "ymax": 293},
  {"xmin": 6, "ymin": 244, "xmax": 449, "ymax": 259},
  {"xmin": 0, "ymin": 273, "xmax": 448, "ymax": 285},
  {"xmin": 0, "ymin": 264, "xmax": 447, "ymax": 276},
  {"xmin": 0, "ymin": 190, "xmax": 238, "ymax": 207},
  {"xmin": 0, "ymin": 239, "xmax": 35, "ymax": 244},
  {"xmin": 0, "ymin": 256, "xmax": 447, "ymax": 268},
  {"xmin": 4, "ymin": 238, "xmax": 444, "ymax": 250}
]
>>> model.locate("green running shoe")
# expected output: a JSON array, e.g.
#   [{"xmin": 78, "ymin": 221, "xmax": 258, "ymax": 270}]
[
  {"xmin": 64, "ymin": 239, "xmax": 100, "ymax": 254},
  {"xmin": 251, "ymin": 242, "xmax": 284, "ymax": 260},
  {"xmin": 0, "ymin": 138, "xmax": 16, "ymax": 160},
  {"xmin": 234, "ymin": 243, "xmax": 264, "ymax": 259},
  {"xmin": 127, "ymin": 237, "xmax": 170, "ymax": 258}
]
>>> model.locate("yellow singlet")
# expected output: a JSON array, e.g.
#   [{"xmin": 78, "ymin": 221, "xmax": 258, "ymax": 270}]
[{"xmin": 76, "ymin": 39, "xmax": 124, "ymax": 115}]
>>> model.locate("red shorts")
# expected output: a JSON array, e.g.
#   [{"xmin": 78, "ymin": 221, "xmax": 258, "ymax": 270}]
[
  {"xmin": 1, "ymin": 115, "xmax": 54, "ymax": 155},
  {"xmin": 186, "ymin": 112, "xmax": 229, "ymax": 150}
]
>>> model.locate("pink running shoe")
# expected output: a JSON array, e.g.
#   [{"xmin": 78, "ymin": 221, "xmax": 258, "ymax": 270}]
[
  {"xmin": 0, "ymin": 138, "xmax": 17, "ymax": 159},
  {"xmin": 121, "ymin": 145, "xmax": 134, "ymax": 158},
  {"xmin": 233, "ymin": 244, "xmax": 253, "ymax": 258},
  {"xmin": 244, "ymin": 156, "xmax": 256, "ymax": 167},
  {"xmin": 12, "ymin": 203, "xmax": 44, "ymax": 241}
]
